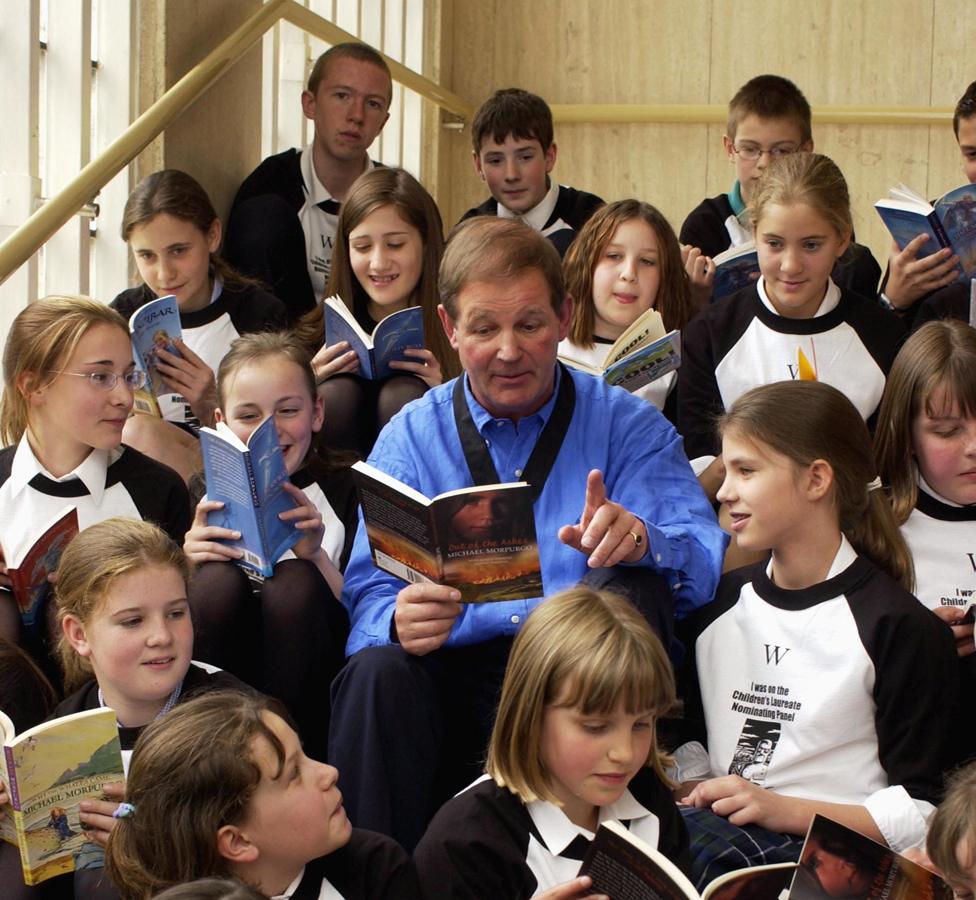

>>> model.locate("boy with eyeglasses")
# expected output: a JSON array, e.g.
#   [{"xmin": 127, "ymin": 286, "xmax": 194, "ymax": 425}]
[{"xmin": 680, "ymin": 75, "xmax": 881, "ymax": 303}]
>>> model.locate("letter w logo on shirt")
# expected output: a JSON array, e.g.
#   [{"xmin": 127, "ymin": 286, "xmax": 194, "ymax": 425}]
[
  {"xmin": 968, "ymin": 552, "xmax": 976, "ymax": 572},
  {"xmin": 764, "ymin": 644, "xmax": 790, "ymax": 665}
]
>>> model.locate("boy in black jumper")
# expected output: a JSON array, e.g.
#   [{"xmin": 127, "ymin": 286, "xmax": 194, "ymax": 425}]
[
  {"xmin": 458, "ymin": 88, "xmax": 603, "ymax": 257},
  {"xmin": 680, "ymin": 74, "xmax": 880, "ymax": 304}
]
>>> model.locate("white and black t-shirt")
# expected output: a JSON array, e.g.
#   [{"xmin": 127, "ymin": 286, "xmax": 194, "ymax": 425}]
[
  {"xmin": 414, "ymin": 770, "xmax": 690, "ymax": 899},
  {"xmin": 677, "ymin": 279, "xmax": 904, "ymax": 459},
  {"xmin": 680, "ymin": 538, "xmax": 955, "ymax": 850}
]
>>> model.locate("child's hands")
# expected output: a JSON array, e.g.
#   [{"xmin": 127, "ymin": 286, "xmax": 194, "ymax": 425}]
[
  {"xmin": 387, "ymin": 347, "xmax": 443, "ymax": 388},
  {"xmin": 884, "ymin": 237, "xmax": 959, "ymax": 309},
  {"xmin": 312, "ymin": 341, "xmax": 360, "ymax": 383},
  {"xmin": 681, "ymin": 775, "xmax": 796, "ymax": 833},
  {"xmin": 183, "ymin": 499, "xmax": 243, "ymax": 564},
  {"xmin": 930, "ymin": 605, "xmax": 976, "ymax": 657},
  {"xmin": 536, "ymin": 877, "xmax": 607, "ymax": 900},
  {"xmin": 79, "ymin": 781, "xmax": 125, "ymax": 849},
  {"xmin": 681, "ymin": 244, "xmax": 716, "ymax": 311},
  {"xmin": 280, "ymin": 482, "xmax": 325, "ymax": 558},
  {"xmin": 155, "ymin": 341, "xmax": 218, "ymax": 428}
]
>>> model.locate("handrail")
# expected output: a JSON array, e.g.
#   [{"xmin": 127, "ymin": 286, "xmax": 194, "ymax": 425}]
[
  {"xmin": 0, "ymin": 0, "xmax": 473, "ymax": 287},
  {"xmin": 549, "ymin": 104, "xmax": 953, "ymax": 127}
]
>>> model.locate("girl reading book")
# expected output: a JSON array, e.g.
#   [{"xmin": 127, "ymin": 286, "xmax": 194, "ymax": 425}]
[
  {"xmin": 104, "ymin": 691, "xmax": 420, "ymax": 899},
  {"xmin": 675, "ymin": 380, "xmax": 954, "ymax": 889},
  {"xmin": 183, "ymin": 332, "xmax": 357, "ymax": 760},
  {"xmin": 413, "ymin": 585, "xmax": 690, "ymax": 899},
  {"xmin": 560, "ymin": 200, "xmax": 694, "ymax": 420},
  {"xmin": 0, "ymin": 517, "xmax": 241, "ymax": 900},
  {"xmin": 112, "ymin": 170, "xmax": 287, "ymax": 483},
  {"xmin": 0, "ymin": 296, "xmax": 190, "ymax": 659},
  {"xmin": 295, "ymin": 167, "xmax": 460, "ymax": 455},
  {"xmin": 677, "ymin": 153, "xmax": 903, "ymax": 467}
]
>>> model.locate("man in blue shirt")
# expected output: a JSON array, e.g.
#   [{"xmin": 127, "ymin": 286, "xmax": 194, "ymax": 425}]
[{"xmin": 330, "ymin": 217, "xmax": 726, "ymax": 849}]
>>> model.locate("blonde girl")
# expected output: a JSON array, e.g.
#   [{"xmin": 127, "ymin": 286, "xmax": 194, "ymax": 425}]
[
  {"xmin": 414, "ymin": 586, "xmax": 690, "ymax": 899},
  {"xmin": 677, "ymin": 153, "xmax": 903, "ymax": 467},
  {"xmin": 0, "ymin": 297, "xmax": 190, "ymax": 650},
  {"xmin": 296, "ymin": 166, "xmax": 460, "ymax": 455},
  {"xmin": 676, "ymin": 381, "xmax": 954, "ymax": 888},
  {"xmin": 183, "ymin": 332, "xmax": 357, "ymax": 760},
  {"xmin": 104, "ymin": 691, "xmax": 419, "ymax": 899},
  {"xmin": 561, "ymin": 199, "xmax": 693, "ymax": 419},
  {"xmin": 113, "ymin": 170, "xmax": 287, "ymax": 482}
]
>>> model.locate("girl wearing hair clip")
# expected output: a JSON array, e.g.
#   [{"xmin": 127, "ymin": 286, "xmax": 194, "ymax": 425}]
[
  {"xmin": 673, "ymin": 381, "xmax": 955, "ymax": 889},
  {"xmin": 0, "ymin": 517, "xmax": 242, "ymax": 900}
]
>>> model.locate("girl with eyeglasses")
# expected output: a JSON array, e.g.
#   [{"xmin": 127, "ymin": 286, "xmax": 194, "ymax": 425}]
[{"xmin": 0, "ymin": 295, "xmax": 191, "ymax": 675}]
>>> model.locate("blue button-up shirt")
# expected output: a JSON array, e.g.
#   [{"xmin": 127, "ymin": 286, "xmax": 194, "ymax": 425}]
[{"xmin": 342, "ymin": 367, "xmax": 727, "ymax": 654}]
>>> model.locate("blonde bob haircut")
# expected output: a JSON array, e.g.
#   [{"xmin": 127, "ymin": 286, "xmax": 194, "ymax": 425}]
[
  {"xmin": 927, "ymin": 761, "xmax": 976, "ymax": 890},
  {"xmin": 55, "ymin": 517, "xmax": 192, "ymax": 692},
  {"xmin": 1, "ymin": 295, "xmax": 129, "ymax": 446},
  {"xmin": 875, "ymin": 319, "xmax": 976, "ymax": 523},
  {"xmin": 486, "ymin": 586, "xmax": 676, "ymax": 804}
]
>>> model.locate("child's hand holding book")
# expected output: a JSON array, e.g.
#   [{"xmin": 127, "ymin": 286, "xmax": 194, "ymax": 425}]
[{"xmin": 78, "ymin": 780, "xmax": 125, "ymax": 849}]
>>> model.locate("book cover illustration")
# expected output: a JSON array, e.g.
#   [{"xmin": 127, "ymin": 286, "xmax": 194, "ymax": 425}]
[
  {"xmin": 323, "ymin": 296, "xmax": 425, "ymax": 380},
  {"xmin": 0, "ymin": 707, "xmax": 123, "ymax": 885},
  {"xmin": 351, "ymin": 462, "xmax": 543, "ymax": 603},
  {"xmin": 603, "ymin": 331, "xmax": 682, "ymax": 392},
  {"xmin": 4, "ymin": 508, "xmax": 78, "ymax": 632},
  {"xmin": 128, "ymin": 294, "xmax": 182, "ymax": 401},
  {"xmin": 712, "ymin": 244, "xmax": 760, "ymax": 302},
  {"xmin": 788, "ymin": 815, "xmax": 951, "ymax": 900},
  {"xmin": 934, "ymin": 183, "xmax": 976, "ymax": 278},
  {"xmin": 199, "ymin": 416, "xmax": 299, "ymax": 577}
]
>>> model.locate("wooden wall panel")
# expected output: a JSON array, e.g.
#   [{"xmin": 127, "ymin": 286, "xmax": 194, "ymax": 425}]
[{"xmin": 436, "ymin": 0, "xmax": 973, "ymax": 280}]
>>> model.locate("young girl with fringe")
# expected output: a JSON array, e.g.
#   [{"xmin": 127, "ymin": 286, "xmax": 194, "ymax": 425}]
[
  {"xmin": 112, "ymin": 170, "xmax": 287, "ymax": 483},
  {"xmin": 875, "ymin": 320, "xmax": 976, "ymax": 765},
  {"xmin": 677, "ymin": 153, "xmax": 904, "ymax": 468},
  {"xmin": 413, "ymin": 586, "xmax": 690, "ymax": 900},
  {"xmin": 0, "ymin": 296, "xmax": 190, "ymax": 657},
  {"xmin": 104, "ymin": 691, "xmax": 420, "ymax": 900},
  {"xmin": 675, "ymin": 381, "xmax": 955, "ymax": 890},
  {"xmin": 295, "ymin": 166, "xmax": 460, "ymax": 456},
  {"xmin": 560, "ymin": 199, "xmax": 694, "ymax": 422},
  {"xmin": 183, "ymin": 331, "xmax": 357, "ymax": 760},
  {"xmin": 0, "ymin": 517, "xmax": 241, "ymax": 900}
]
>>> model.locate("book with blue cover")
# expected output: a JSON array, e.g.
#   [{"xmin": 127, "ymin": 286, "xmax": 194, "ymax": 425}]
[
  {"xmin": 198, "ymin": 416, "xmax": 299, "ymax": 577},
  {"xmin": 323, "ymin": 295, "xmax": 425, "ymax": 380},
  {"xmin": 875, "ymin": 182, "xmax": 976, "ymax": 280},
  {"xmin": 127, "ymin": 294, "xmax": 183, "ymax": 417},
  {"xmin": 711, "ymin": 242, "xmax": 761, "ymax": 302}
]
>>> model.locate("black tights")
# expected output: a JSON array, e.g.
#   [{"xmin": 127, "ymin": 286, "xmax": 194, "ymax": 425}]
[
  {"xmin": 318, "ymin": 374, "xmax": 428, "ymax": 457},
  {"xmin": 188, "ymin": 559, "xmax": 348, "ymax": 760}
]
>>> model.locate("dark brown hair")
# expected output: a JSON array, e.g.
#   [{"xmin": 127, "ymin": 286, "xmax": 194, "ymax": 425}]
[
  {"xmin": 720, "ymin": 380, "xmax": 914, "ymax": 590},
  {"xmin": 727, "ymin": 74, "xmax": 812, "ymax": 144},
  {"xmin": 471, "ymin": 88, "xmax": 554, "ymax": 154},
  {"xmin": 954, "ymin": 80, "xmax": 976, "ymax": 137},
  {"xmin": 306, "ymin": 41, "xmax": 392, "ymax": 102},
  {"xmin": 564, "ymin": 199, "xmax": 692, "ymax": 346}
]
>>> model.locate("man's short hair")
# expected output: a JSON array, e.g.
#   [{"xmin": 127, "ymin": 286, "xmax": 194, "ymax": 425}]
[
  {"xmin": 307, "ymin": 42, "xmax": 392, "ymax": 103},
  {"xmin": 471, "ymin": 88, "xmax": 554, "ymax": 155},
  {"xmin": 727, "ymin": 75, "xmax": 812, "ymax": 144},
  {"xmin": 439, "ymin": 218, "xmax": 565, "ymax": 319},
  {"xmin": 954, "ymin": 81, "xmax": 976, "ymax": 137}
]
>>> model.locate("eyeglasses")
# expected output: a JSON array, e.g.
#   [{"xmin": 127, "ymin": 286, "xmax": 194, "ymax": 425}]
[
  {"xmin": 51, "ymin": 370, "xmax": 147, "ymax": 391},
  {"xmin": 731, "ymin": 144, "xmax": 799, "ymax": 161}
]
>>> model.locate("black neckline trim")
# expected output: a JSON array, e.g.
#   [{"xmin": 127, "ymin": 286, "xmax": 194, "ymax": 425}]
[
  {"xmin": 749, "ymin": 285, "xmax": 850, "ymax": 335},
  {"xmin": 915, "ymin": 488, "xmax": 976, "ymax": 522},
  {"xmin": 751, "ymin": 555, "xmax": 875, "ymax": 610}
]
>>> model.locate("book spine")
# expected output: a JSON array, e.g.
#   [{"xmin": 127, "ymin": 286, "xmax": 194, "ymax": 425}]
[
  {"xmin": 4, "ymin": 745, "xmax": 20, "ymax": 811},
  {"xmin": 243, "ymin": 451, "xmax": 268, "ymax": 559},
  {"xmin": 931, "ymin": 211, "xmax": 955, "ymax": 250}
]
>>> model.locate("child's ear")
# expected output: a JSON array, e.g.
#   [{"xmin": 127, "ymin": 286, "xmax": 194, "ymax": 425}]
[
  {"xmin": 311, "ymin": 393, "xmax": 324, "ymax": 433},
  {"xmin": 61, "ymin": 615, "xmax": 92, "ymax": 659},
  {"xmin": 214, "ymin": 407, "xmax": 224, "ymax": 424},
  {"xmin": 472, "ymin": 150, "xmax": 486, "ymax": 181},
  {"xmin": 544, "ymin": 142, "xmax": 557, "ymax": 173},
  {"xmin": 804, "ymin": 458, "xmax": 834, "ymax": 501},
  {"xmin": 207, "ymin": 218, "xmax": 223, "ymax": 254},
  {"xmin": 17, "ymin": 370, "xmax": 44, "ymax": 403},
  {"xmin": 723, "ymin": 134, "xmax": 735, "ymax": 161},
  {"xmin": 216, "ymin": 824, "xmax": 260, "ymax": 865}
]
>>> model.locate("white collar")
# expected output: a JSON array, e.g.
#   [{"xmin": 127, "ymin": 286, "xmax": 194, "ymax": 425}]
[
  {"xmin": 497, "ymin": 179, "xmax": 560, "ymax": 233},
  {"xmin": 526, "ymin": 786, "xmax": 653, "ymax": 856},
  {"xmin": 765, "ymin": 533, "xmax": 857, "ymax": 582},
  {"xmin": 9, "ymin": 437, "xmax": 117, "ymax": 506},
  {"xmin": 756, "ymin": 276, "xmax": 840, "ymax": 318},
  {"xmin": 917, "ymin": 473, "xmax": 966, "ymax": 508},
  {"xmin": 300, "ymin": 145, "xmax": 372, "ymax": 206},
  {"xmin": 271, "ymin": 868, "xmax": 304, "ymax": 900}
]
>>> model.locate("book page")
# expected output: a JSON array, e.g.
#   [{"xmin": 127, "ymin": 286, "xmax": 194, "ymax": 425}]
[{"xmin": 324, "ymin": 298, "xmax": 374, "ymax": 378}]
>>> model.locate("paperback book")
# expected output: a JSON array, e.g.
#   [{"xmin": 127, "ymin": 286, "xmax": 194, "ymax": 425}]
[
  {"xmin": 351, "ymin": 461, "xmax": 543, "ymax": 602},
  {"xmin": 711, "ymin": 243, "xmax": 760, "ymax": 302},
  {"xmin": 323, "ymin": 296, "xmax": 424, "ymax": 381},
  {"xmin": 875, "ymin": 182, "xmax": 976, "ymax": 280},
  {"xmin": 2, "ymin": 507, "xmax": 78, "ymax": 631},
  {"xmin": 560, "ymin": 309, "xmax": 682, "ymax": 392},
  {"xmin": 0, "ymin": 707, "xmax": 123, "ymax": 885},
  {"xmin": 199, "ymin": 416, "xmax": 299, "ymax": 577},
  {"xmin": 127, "ymin": 294, "xmax": 183, "ymax": 417}
]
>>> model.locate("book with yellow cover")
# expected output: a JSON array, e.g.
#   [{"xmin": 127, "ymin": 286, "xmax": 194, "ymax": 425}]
[{"xmin": 0, "ymin": 707, "xmax": 123, "ymax": 885}]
